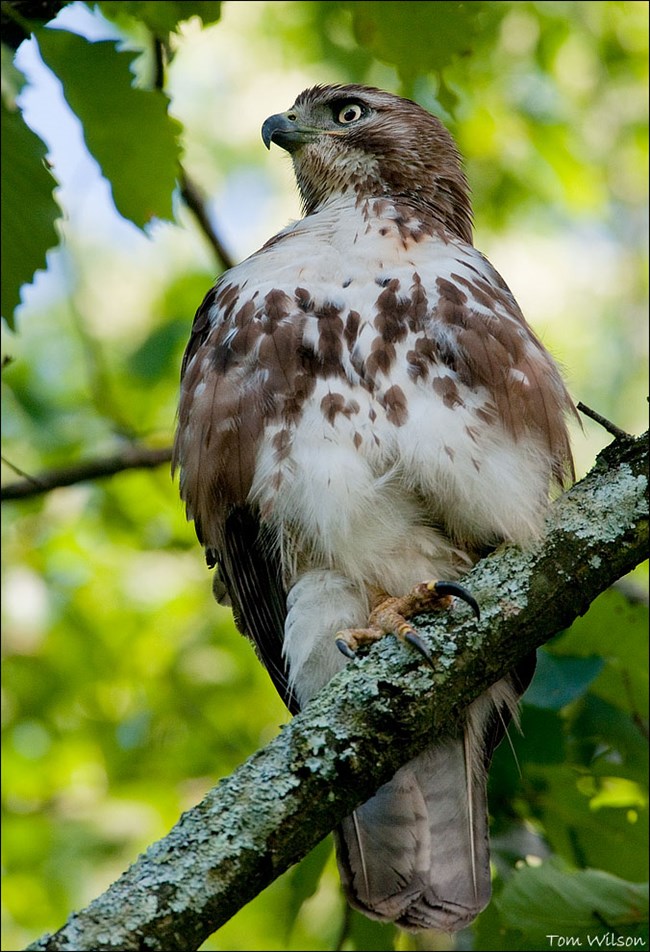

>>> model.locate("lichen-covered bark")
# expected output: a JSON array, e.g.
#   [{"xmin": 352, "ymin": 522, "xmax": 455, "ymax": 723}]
[{"xmin": 26, "ymin": 432, "xmax": 648, "ymax": 952}]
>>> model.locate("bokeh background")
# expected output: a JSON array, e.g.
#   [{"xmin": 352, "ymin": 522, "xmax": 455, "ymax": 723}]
[{"xmin": 2, "ymin": 2, "xmax": 648, "ymax": 950}]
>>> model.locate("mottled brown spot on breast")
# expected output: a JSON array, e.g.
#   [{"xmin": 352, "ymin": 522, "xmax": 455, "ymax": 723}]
[
  {"xmin": 272, "ymin": 428, "xmax": 292, "ymax": 462},
  {"xmin": 382, "ymin": 385, "xmax": 408, "ymax": 426},
  {"xmin": 282, "ymin": 371, "xmax": 316, "ymax": 425},
  {"xmin": 406, "ymin": 349, "xmax": 429, "ymax": 381},
  {"xmin": 320, "ymin": 392, "xmax": 360, "ymax": 425},
  {"xmin": 432, "ymin": 375, "xmax": 464, "ymax": 409},
  {"xmin": 344, "ymin": 310, "xmax": 361, "ymax": 351},
  {"xmin": 212, "ymin": 310, "xmax": 263, "ymax": 372},
  {"xmin": 316, "ymin": 303, "xmax": 345, "ymax": 377},
  {"xmin": 415, "ymin": 337, "xmax": 438, "ymax": 362},
  {"xmin": 374, "ymin": 280, "xmax": 411, "ymax": 346},
  {"xmin": 366, "ymin": 338, "xmax": 396, "ymax": 378},
  {"xmin": 408, "ymin": 273, "xmax": 428, "ymax": 332},
  {"xmin": 407, "ymin": 336, "xmax": 440, "ymax": 379},
  {"xmin": 263, "ymin": 289, "xmax": 292, "ymax": 330},
  {"xmin": 234, "ymin": 298, "xmax": 256, "ymax": 328},
  {"xmin": 257, "ymin": 323, "xmax": 297, "ymax": 391},
  {"xmin": 390, "ymin": 202, "xmax": 441, "ymax": 246},
  {"xmin": 295, "ymin": 287, "xmax": 314, "ymax": 312}
]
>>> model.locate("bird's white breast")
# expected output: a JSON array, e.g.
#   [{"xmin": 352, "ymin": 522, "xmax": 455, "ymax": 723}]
[{"xmin": 229, "ymin": 198, "xmax": 554, "ymax": 595}]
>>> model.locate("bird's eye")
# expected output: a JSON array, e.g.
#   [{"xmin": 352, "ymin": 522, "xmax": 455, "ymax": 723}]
[{"xmin": 336, "ymin": 103, "xmax": 364, "ymax": 124}]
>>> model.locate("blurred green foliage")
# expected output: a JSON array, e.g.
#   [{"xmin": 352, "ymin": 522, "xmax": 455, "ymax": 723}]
[{"xmin": 1, "ymin": 2, "xmax": 647, "ymax": 950}]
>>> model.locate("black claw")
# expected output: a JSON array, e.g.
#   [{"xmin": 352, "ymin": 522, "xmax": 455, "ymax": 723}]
[
  {"xmin": 403, "ymin": 630, "xmax": 435, "ymax": 668},
  {"xmin": 336, "ymin": 638, "xmax": 357, "ymax": 660},
  {"xmin": 433, "ymin": 581, "xmax": 481, "ymax": 620}
]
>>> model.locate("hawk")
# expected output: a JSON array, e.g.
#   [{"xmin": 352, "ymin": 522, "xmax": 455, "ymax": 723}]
[{"xmin": 173, "ymin": 84, "xmax": 575, "ymax": 932}]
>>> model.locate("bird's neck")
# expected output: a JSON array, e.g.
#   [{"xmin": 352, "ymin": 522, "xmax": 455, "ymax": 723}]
[{"xmin": 302, "ymin": 190, "xmax": 474, "ymax": 247}]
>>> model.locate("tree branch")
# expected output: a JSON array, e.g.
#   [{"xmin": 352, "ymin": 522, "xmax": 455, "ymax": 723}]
[
  {"xmin": 1, "ymin": 444, "xmax": 172, "ymax": 501},
  {"xmin": 577, "ymin": 400, "xmax": 630, "ymax": 440},
  {"xmin": 0, "ymin": 0, "xmax": 68, "ymax": 50},
  {"xmin": 178, "ymin": 167, "xmax": 236, "ymax": 271},
  {"xmin": 25, "ymin": 431, "xmax": 648, "ymax": 952}
]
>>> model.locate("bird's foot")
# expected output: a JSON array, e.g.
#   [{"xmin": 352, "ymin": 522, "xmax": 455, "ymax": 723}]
[{"xmin": 335, "ymin": 580, "xmax": 480, "ymax": 666}]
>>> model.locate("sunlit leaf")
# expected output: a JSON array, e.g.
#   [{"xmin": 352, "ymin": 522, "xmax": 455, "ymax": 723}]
[
  {"xmin": 285, "ymin": 837, "xmax": 333, "ymax": 939},
  {"xmin": 497, "ymin": 858, "xmax": 648, "ymax": 944},
  {"xmin": 35, "ymin": 27, "xmax": 181, "ymax": 228},
  {"xmin": 348, "ymin": 1, "xmax": 485, "ymax": 79},
  {"xmin": 572, "ymin": 695, "xmax": 648, "ymax": 787},
  {"xmin": 529, "ymin": 766, "xmax": 648, "ymax": 882},
  {"xmin": 99, "ymin": 2, "xmax": 222, "ymax": 37}
]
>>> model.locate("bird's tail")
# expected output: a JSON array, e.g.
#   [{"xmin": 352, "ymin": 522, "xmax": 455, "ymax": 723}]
[{"xmin": 334, "ymin": 673, "xmax": 525, "ymax": 932}]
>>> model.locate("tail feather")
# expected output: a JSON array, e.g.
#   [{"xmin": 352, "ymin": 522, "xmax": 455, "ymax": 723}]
[{"xmin": 335, "ymin": 673, "xmax": 527, "ymax": 932}]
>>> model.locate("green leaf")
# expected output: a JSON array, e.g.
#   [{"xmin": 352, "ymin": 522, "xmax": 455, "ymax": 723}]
[
  {"xmin": 98, "ymin": 2, "xmax": 222, "ymax": 37},
  {"xmin": 516, "ymin": 705, "xmax": 567, "ymax": 765},
  {"xmin": 549, "ymin": 589, "xmax": 649, "ymax": 715},
  {"xmin": 285, "ymin": 837, "xmax": 332, "ymax": 939},
  {"xmin": 0, "ymin": 100, "xmax": 60, "ymax": 329},
  {"xmin": 530, "ymin": 766, "xmax": 648, "ymax": 882},
  {"xmin": 572, "ymin": 695, "xmax": 649, "ymax": 787},
  {"xmin": 497, "ymin": 858, "xmax": 648, "ymax": 944},
  {"xmin": 1, "ymin": 42, "xmax": 27, "ymax": 106},
  {"xmin": 35, "ymin": 28, "xmax": 181, "ymax": 228},
  {"xmin": 347, "ymin": 1, "xmax": 484, "ymax": 80},
  {"xmin": 525, "ymin": 651, "xmax": 604, "ymax": 711},
  {"xmin": 347, "ymin": 908, "xmax": 398, "ymax": 951}
]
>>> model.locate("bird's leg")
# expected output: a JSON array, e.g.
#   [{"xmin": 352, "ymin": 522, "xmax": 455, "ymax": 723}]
[{"xmin": 335, "ymin": 581, "xmax": 480, "ymax": 666}]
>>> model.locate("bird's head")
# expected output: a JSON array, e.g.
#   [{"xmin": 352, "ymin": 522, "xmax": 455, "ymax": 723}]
[{"xmin": 262, "ymin": 84, "xmax": 472, "ymax": 243}]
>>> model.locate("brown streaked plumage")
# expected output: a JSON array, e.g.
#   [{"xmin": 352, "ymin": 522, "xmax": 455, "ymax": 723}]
[{"xmin": 173, "ymin": 84, "xmax": 575, "ymax": 931}]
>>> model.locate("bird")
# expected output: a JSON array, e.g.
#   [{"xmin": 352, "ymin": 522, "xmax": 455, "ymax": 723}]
[{"xmin": 173, "ymin": 83, "xmax": 575, "ymax": 933}]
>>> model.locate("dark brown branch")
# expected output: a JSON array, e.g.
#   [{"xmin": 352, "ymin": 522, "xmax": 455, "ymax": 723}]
[
  {"xmin": 577, "ymin": 400, "xmax": 630, "ymax": 440},
  {"xmin": 0, "ymin": 0, "xmax": 68, "ymax": 49},
  {"xmin": 1, "ymin": 444, "xmax": 172, "ymax": 501},
  {"xmin": 147, "ymin": 33, "xmax": 234, "ymax": 273},
  {"xmin": 178, "ymin": 167, "xmax": 236, "ymax": 271},
  {"xmin": 24, "ymin": 431, "xmax": 649, "ymax": 952},
  {"xmin": 152, "ymin": 35, "xmax": 166, "ymax": 92}
]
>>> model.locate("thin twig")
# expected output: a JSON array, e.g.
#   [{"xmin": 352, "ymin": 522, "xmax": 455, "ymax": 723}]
[
  {"xmin": 178, "ymin": 167, "xmax": 236, "ymax": 271},
  {"xmin": 150, "ymin": 32, "xmax": 234, "ymax": 273},
  {"xmin": 1, "ymin": 444, "xmax": 173, "ymax": 501},
  {"xmin": 577, "ymin": 401, "xmax": 629, "ymax": 440},
  {"xmin": 0, "ymin": 454, "xmax": 46, "ymax": 489},
  {"xmin": 152, "ymin": 35, "xmax": 166, "ymax": 92}
]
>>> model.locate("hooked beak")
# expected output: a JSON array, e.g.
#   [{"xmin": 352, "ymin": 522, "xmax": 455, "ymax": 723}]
[{"xmin": 261, "ymin": 112, "xmax": 319, "ymax": 153}]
